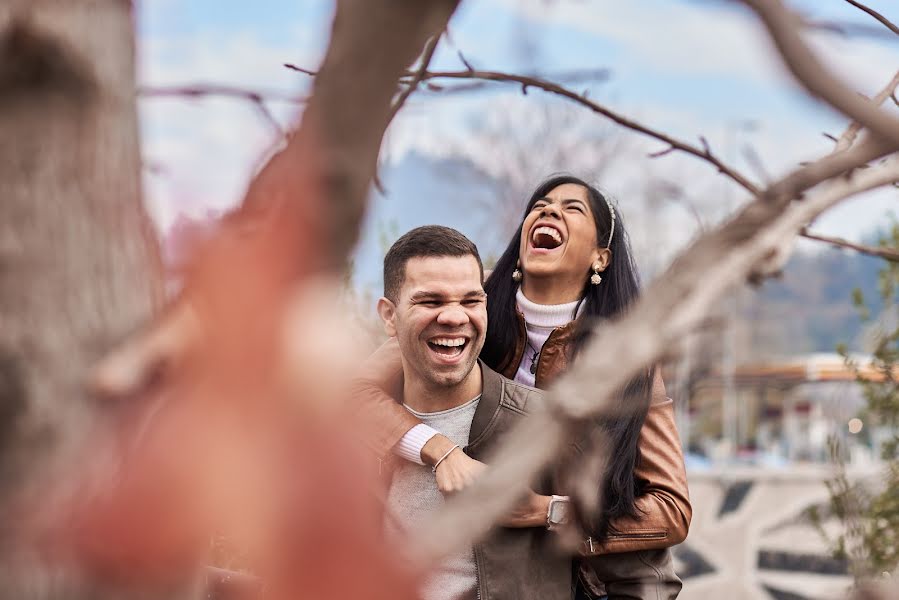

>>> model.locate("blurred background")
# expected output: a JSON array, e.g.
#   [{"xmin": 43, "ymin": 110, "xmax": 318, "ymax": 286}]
[{"xmin": 135, "ymin": 1, "xmax": 899, "ymax": 598}]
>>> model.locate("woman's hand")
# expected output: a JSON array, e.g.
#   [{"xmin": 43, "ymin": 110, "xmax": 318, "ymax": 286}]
[
  {"xmin": 499, "ymin": 491, "xmax": 551, "ymax": 528},
  {"xmin": 423, "ymin": 437, "xmax": 487, "ymax": 495}
]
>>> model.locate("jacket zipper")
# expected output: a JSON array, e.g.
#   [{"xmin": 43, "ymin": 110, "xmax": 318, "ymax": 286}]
[
  {"xmin": 474, "ymin": 544, "xmax": 484, "ymax": 600},
  {"xmin": 604, "ymin": 531, "xmax": 667, "ymax": 540}
]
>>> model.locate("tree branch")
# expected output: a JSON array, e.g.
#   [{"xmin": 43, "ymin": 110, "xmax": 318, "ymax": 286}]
[
  {"xmin": 744, "ymin": 0, "xmax": 899, "ymax": 149},
  {"xmin": 801, "ymin": 228, "xmax": 899, "ymax": 262},
  {"xmin": 285, "ymin": 62, "xmax": 762, "ymax": 195},
  {"xmin": 386, "ymin": 33, "xmax": 442, "ymax": 125},
  {"xmin": 139, "ymin": 84, "xmax": 303, "ymax": 137},
  {"xmin": 833, "ymin": 70, "xmax": 899, "ymax": 153},
  {"xmin": 843, "ymin": 0, "xmax": 899, "ymax": 37}
]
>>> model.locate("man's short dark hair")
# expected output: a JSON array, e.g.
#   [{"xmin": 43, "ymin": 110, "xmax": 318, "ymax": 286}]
[{"xmin": 383, "ymin": 225, "xmax": 484, "ymax": 302}]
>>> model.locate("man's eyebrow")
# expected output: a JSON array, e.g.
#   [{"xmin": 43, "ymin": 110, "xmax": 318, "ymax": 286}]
[
  {"xmin": 409, "ymin": 291, "xmax": 444, "ymax": 301},
  {"xmin": 408, "ymin": 290, "xmax": 486, "ymax": 301}
]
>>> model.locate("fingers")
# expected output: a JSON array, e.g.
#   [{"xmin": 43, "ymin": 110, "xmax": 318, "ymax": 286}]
[{"xmin": 434, "ymin": 452, "xmax": 486, "ymax": 496}]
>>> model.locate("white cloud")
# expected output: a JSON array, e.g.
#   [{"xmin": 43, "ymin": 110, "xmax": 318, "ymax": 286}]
[{"xmin": 137, "ymin": 20, "xmax": 320, "ymax": 232}]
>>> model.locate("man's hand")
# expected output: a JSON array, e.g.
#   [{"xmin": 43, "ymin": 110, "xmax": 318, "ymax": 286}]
[
  {"xmin": 421, "ymin": 434, "xmax": 486, "ymax": 495},
  {"xmin": 499, "ymin": 491, "xmax": 551, "ymax": 528}
]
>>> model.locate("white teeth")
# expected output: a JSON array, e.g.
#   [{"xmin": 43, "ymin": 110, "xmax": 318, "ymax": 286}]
[
  {"xmin": 431, "ymin": 338, "xmax": 465, "ymax": 347},
  {"xmin": 532, "ymin": 226, "xmax": 562, "ymax": 244}
]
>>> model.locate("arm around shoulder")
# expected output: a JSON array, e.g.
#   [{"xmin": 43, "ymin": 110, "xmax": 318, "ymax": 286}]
[{"xmin": 351, "ymin": 337, "xmax": 422, "ymax": 457}]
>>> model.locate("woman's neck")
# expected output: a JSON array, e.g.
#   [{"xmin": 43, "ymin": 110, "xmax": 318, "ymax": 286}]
[
  {"xmin": 516, "ymin": 288, "xmax": 580, "ymax": 327},
  {"xmin": 521, "ymin": 277, "xmax": 583, "ymax": 305}
]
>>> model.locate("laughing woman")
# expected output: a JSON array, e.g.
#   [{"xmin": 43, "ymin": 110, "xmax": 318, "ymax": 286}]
[{"xmin": 358, "ymin": 175, "xmax": 690, "ymax": 599}]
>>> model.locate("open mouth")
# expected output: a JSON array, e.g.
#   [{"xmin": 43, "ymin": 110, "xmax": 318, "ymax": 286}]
[
  {"xmin": 427, "ymin": 337, "xmax": 468, "ymax": 359},
  {"xmin": 531, "ymin": 224, "xmax": 564, "ymax": 250}
]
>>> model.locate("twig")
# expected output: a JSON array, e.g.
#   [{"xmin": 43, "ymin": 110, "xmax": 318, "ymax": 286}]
[
  {"xmin": 741, "ymin": 143, "xmax": 772, "ymax": 184},
  {"xmin": 283, "ymin": 63, "xmax": 316, "ymax": 76},
  {"xmin": 833, "ymin": 70, "xmax": 899, "ymax": 153},
  {"xmin": 417, "ymin": 69, "xmax": 761, "ymax": 195},
  {"xmin": 456, "ymin": 49, "xmax": 474, "ymax": 72},
  {"xmin": 386, "ymin": 33, "xmax": 442, "ymax": 128},
  {"xmin": 285, "ymin": 63, "xmax": 761, "ymax": 195},
  {"xmin": 805, "ymin": 18, "xmax": 899, "ymax": 40},
  {"xmin": 138, "ymin": 84, "xmax": 302, "ymax": 137},
  {"xmin": 801, "ymin": 228, "xmax": 899, "ymax": 262},
  {"xmin": 843, "ymin": 0, "xmax": 899, "ymax": 37}
]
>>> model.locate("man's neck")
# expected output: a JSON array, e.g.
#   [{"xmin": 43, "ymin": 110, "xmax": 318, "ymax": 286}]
[{"xmin": 403, "ymin": 363, "xmax": 483, "ymax": 413}]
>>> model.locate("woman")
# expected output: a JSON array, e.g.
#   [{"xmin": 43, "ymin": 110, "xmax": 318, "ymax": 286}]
[{"xmin": 359, "ymin": 175, "xmax": 690, "ymax": 598}]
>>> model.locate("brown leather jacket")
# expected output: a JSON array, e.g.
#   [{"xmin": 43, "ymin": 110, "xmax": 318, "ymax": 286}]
[
  {"xmin": 500, "ymin": 315, "xmax": 691, "ymax": 555},
  {"xmin": 357, "ymin": 316, "xmax": 691, "ymax": 555}
]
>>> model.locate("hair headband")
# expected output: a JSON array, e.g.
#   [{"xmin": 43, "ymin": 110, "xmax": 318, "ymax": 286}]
[{"xmin": 604, "ymin": 195, "xmax": 616, "ymax": 248}]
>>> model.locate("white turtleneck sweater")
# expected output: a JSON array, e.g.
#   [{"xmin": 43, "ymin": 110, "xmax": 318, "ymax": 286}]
[
  {"xmin": 394, "ymin": 289, "xmax": 583, "ymax": 464},
  {"xmin": 512, "ymin": 289, "xmax": 582, "ymax": 387}
]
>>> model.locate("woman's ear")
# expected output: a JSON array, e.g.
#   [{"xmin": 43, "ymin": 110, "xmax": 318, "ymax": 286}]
[
  {"xmin": 591, "ymin": 247, "xmax": 612, "ymax": 272},
  {"xmin": 377, "ymin": 297, "xmax": 398, "ymax": 337}
]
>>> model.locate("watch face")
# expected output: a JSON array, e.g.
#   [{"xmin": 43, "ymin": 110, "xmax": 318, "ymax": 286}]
[{"xmin": 549, "ymin": 499, "xmax": 570, "ymax": 524}]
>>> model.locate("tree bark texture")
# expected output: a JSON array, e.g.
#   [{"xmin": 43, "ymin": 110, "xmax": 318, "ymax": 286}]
[{"xmin": 0, "ymin": 1, "xmax": 164, "ymax": 596}]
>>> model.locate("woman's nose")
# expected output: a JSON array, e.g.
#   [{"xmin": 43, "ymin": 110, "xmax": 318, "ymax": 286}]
[{"xmin": 540, "ymin": 204, "xmax": 561, "ymax": 218}]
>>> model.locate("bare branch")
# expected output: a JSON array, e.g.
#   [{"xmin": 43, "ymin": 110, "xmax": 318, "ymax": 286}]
[
  {"xmin": 801, "ymin": 228, "xmax": 899, "ymax": 262},
  {"xmin": 412, "ymin": 154, "xmax": 899, "ymax": 567},
  {"xmin": 285, "ymin": 63, "xmax": 761, "ymax": 195},
  {"xmin": 139, "ymin": 84, "xmax": 304, "ymax": 104},
  {"xmin": 283, "ymin": 63, "xmax": 316, "ymax": 76},
  {"xmin": 386, "ymin": 33, "xmax": 442, "ymax": 125},
  {"xmin": 456, "ymin": 49, "xmax": 474, "ymax": 72},
  {"xmin": 834, "ymin": 70, "xmax": 899, "ymax": 153},
  {"xmin": 648, "ymin": 146, "xmax": 676, "ymax": 158},
  {"xmin": 417, "ymin": 69, "xmax": 762, "ymax": 195},
  {"xmin": 744, "ymin": 0, "xmax": 899, "ymax": 149},
  {"xmin": 741, "ymin": 143, "xmax": 772, "ymax": 184},
  {"xmin": 843, "ymin": 0, "xmax": 899, "ymax": 37},
  {"xmin": 238, "ymin": 0, "xmax": 461, "ymax": 270},
  {"xmin": 139, "ymin": 84, "xmax": 298, "ymax": 139}
]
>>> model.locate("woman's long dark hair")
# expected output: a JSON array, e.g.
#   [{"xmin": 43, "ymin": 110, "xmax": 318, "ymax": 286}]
[{"xmin": 481, "ymin": 174, "xmax": 653, "ymax": 539}]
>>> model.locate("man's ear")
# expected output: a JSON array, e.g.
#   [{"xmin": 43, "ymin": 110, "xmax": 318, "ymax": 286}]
[
  {"xmin": 591, "ymin": 247, "xmax": 612, "ymax": 272},
  {"xmin": 377, "ymin": 297, "xmax": 398, "ymax": 337}
]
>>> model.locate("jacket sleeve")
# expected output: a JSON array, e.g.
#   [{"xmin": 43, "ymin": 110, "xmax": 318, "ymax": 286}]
[
  {"xmin": 350, "ymin": 337, "xmax": 422, "ymax": 457},
  {"xmin": 588, "ymin": 371, "xmax": 692, "ymax": 555}
]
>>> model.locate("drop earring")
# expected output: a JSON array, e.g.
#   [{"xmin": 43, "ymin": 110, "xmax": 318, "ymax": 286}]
[
  {"xmin": 590, "ymin": 264, "xmax": 602, "ymax": 285},
  {"xmin": 512, "ymin": 260, "xmax": 523, "ymax": 283}
]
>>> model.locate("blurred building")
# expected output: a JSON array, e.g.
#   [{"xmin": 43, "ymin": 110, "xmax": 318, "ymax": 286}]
[{"xmin": 671, "ymin": 353, "xmax": 895, "ymax": 468}]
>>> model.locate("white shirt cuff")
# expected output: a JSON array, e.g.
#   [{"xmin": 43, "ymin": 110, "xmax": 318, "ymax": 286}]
[{"xmin": 394, "ymin": 424, "xmax": 440, "ymax": 465}]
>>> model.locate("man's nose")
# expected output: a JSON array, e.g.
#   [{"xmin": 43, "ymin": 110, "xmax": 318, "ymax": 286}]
[{"xmin": 436, "ymin": 305, "xmax": 469, "ymax": 327}]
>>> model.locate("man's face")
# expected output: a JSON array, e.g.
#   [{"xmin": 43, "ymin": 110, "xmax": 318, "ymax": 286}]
[{"xmin": 378, "ymin": 255, "xmax": 487, "ymax": 389}]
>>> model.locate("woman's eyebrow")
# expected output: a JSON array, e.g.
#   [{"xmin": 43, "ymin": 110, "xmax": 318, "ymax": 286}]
[{"xmin": 562, "ymin": 198, "xmax": 587, "ymax": 207}]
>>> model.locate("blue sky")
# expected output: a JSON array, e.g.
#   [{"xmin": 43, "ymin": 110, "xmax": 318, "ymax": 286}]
[{"xmin": 135, "ymin": 0, "xmax": 898, "ymax": 268}]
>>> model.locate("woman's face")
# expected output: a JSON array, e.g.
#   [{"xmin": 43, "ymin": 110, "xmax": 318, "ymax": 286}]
[{"xmin": 518, "ymin": 183, "xmax": 607, "ymax": 289}]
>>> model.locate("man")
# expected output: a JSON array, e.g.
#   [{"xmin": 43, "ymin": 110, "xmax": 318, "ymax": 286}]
[{"xmin": 372, "ymin": 225, "xmax": 573, "ymax": 600}]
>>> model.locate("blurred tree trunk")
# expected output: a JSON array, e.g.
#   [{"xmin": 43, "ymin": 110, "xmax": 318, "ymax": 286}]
[{"xmin": 0, "ymin": 1, "xmax": 168, "ymax": 597}]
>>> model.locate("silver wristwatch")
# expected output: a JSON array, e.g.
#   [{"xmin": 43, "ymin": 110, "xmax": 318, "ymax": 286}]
[{"xmin": 546, "ymin": 494, "xmax": 571, "ymax": 531}]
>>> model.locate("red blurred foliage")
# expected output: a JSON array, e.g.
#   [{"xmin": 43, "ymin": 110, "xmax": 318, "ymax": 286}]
[{"xmin": 30, "ymin": 152, "xmax": 421, "ymax": 599}]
